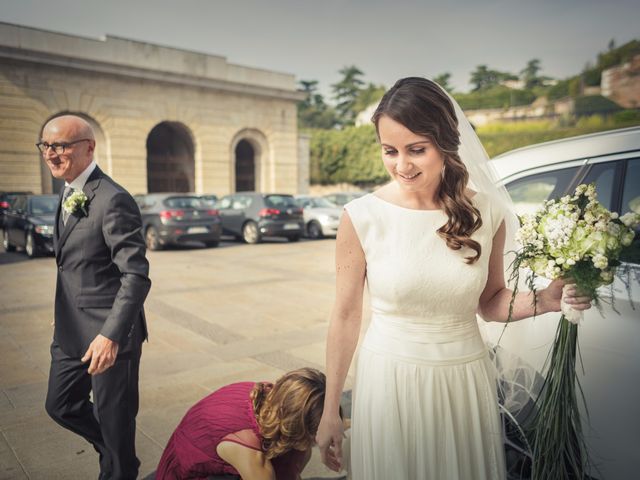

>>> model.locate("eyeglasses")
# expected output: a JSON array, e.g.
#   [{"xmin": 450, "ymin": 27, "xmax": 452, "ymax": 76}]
[{"xmin": 36, "ymin": 138, "xmax": 91, "ymax": 155}]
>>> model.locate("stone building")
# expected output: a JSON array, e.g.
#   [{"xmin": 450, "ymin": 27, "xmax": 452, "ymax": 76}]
[
  {"xmin": 0, "ymin": 22, "xmax": 308, "ymax": 195},
  {"xmin": 602, "ymin": 54, "xmax": 640, "ymax": 109}
]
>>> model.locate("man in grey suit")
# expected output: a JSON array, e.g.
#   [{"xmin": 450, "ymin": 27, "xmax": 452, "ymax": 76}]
[{"xmin": 41, "ymin": 115, "xmax": 151, "ymax": 480}]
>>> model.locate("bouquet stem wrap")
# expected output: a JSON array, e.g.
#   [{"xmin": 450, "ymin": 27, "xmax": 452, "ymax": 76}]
[{"xmin": 561, "ymin": 284, "xmax": 584, "ymax": 325}]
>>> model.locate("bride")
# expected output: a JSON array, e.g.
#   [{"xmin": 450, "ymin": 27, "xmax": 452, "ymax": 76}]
[{"xmin": 315, "ymin": 77, "xmax": 592, "ymax": 479}]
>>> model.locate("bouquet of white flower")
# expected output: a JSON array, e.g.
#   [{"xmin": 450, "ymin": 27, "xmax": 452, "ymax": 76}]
[{"xmin": 509, "ymin": 183, "xmax": 639, "ymax": 480}]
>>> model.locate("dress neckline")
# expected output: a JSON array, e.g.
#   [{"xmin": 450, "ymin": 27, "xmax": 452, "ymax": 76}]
[{"xmin": 369, "ymin": 193, "xmax": 444, "ymax": 212}]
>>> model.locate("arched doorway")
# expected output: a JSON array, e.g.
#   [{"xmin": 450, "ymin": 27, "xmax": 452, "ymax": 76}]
[
  {"xmin": 38, "ymin": 112, "xmax": 109, "ymax": 194},
  {"xmin": 146, "ymin": 121, "xmax": 195, "ymax": 192},
  {"xmin": 235, "ymin": 139, "xmax": 255, "ymax": 192}
]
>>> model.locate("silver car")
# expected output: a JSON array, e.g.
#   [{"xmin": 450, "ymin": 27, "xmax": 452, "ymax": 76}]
[
  {"xmin": 294, "ymin": 196, "xmax": 342, "ymax": 239},
  {"xmin": 486, "ymin": 126, "xmax": 640, "ymax": 479}
]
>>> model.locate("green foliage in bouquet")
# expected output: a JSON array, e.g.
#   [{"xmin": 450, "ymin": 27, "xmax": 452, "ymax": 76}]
[{"xmin": 506, "ymin": 183, "xmax": 640, "ymax": 480}]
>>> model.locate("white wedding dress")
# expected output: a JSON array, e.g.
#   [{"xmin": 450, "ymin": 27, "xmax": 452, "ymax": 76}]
[{"xmin": 345, "ymin": 192, "xmax": 507, "ymax": 480}]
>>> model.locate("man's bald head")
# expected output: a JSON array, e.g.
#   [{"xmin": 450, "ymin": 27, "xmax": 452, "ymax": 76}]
[
  {"xmin": 40, "ymin": 115, "xmax": 96, "ymax": 183},
  {"xmin": 43, "ymin": 115, "xmax": 95, "ymax": 142}
]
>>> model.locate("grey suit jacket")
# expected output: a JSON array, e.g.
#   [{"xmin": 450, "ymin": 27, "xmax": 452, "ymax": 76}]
[{"xmin": 53, "ymin": 166, "xmax": 151, "ymax": 357}]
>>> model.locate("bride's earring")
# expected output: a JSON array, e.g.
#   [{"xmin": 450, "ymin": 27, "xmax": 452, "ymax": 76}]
[{"xmin": 441, "ymin": 165, "xmax": 446, "ymax": 180}]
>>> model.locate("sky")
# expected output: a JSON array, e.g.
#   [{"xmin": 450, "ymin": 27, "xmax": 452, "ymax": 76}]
[{"xmin": 1, "ymin": 0, "xmax": 638, "ymax": 100}]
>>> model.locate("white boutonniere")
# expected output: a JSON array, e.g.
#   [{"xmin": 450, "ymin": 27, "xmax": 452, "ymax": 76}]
[{"xmin": 63, "ymin": 190, "xmax": 88, "ymax": 216}]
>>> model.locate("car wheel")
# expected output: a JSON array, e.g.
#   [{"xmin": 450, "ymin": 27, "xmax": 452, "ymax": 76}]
[
  {"xmin": 204, "ymin": 240, "xmax": 219, "ymax": 248},
  {"xmin": 3, "ymin": 229, "xmax": 15, "ymax": 252},
  {"xmin": 25, "ymin": 232, "xmax": 38, "ymax": 258},
  {"xmin": 307, "ymin": 221, "xmax": 324, "ymax": 240},
  {"xmin": 145, "ymin": 226, "xmax": 162, "ymax": 251},
  {"xmin": 287, "ymin": 235, "xmax": 300, "ymax": 242},
  {"xmin": 242, "ymin": 221, "xmax": 261, "ymax": 244}
]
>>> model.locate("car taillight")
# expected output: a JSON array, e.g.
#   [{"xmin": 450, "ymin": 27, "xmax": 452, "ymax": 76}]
[
  {"xmin": 295, "ymin": 207, "xmax": 304, "ymax": 215},
  {"xmin": 159, "ymin": 209, "xmax": 184, "ymax": 220},
  {"xmin": 0, "ymin": 201, "xmax": 9, "ymax": 209},
  {"xmin": 206, "ymin": 209, "xmax": 219, "ymax": 216},
  {"xmin": 259, "ymin": 208, "xmax": 280, "ymax": 217}
]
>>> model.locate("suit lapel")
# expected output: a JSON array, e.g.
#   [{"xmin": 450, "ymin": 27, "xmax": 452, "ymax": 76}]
[
  {"xmin": 53, "ymin": 187, "xmax": 64, "ymax": 256},
  {"xmin": 56, "ymin": 167, "xmax": 102, "ymax": 255}
]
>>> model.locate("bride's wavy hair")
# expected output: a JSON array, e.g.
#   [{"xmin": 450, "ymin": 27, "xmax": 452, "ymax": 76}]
[
  {"xmin": 372, "ymin": 77, "xmax": 483, "ymax": 264},
  {"xmin": 251, "ymin": 368, "xmax": 338, "ymax": 459}
]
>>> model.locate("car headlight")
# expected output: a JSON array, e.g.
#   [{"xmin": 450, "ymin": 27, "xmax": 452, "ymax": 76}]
[{"xmin": 34, "ymin": 225, "xmax": 54, "ymax": 235}]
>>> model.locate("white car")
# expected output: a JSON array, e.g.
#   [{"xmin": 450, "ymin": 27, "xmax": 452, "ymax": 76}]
[
  {"xmin": 294, "ymin": 196, "xmax": 342, "ymax": 239},
  {"xmin": 487, "ymin": 126, "xmax": 640, "ymax": 479}
]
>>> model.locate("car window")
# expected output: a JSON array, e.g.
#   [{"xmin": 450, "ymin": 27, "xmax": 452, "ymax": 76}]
[
  {"xmin": 265, "ymin": 195, "xmax": 296, "ymax": 208},
  {"xmin": 620, "ymin": 158, "xmax": 640, "ymax": 265},
  {"xmin": 581, "ymin": 161, "xmax": 618, "ymax": 211},
  {"xmin": 217, "ymin": 196, "xmax": 232, "ymax": 209},
  {"xmin": 621, "ymin": 158, "xmax": 640, "ymax": 215},
  {"xmin": 505, "ymin": 167, "xmax": 580, "ymax": 216},
  {"xmin": 200, "ymin": 195, "xmax": 218, "ymax": 207},
  {"xmin": 30, "ymin": 196, "xmax": 58, "ymax": 215},
  {"xmin": 312, "ymin": 198, "xmax": 336, "ymax": 208},
  {"xmin": 164, "ymin": 196, "xmax": 203, "ymax": 209},
  {"xmin": 294, "ymin": 198, "xmax": 311, "ymax": 208},
  {"xmin": 12, "ymin": 195, "xmax": 27, "ymax": 211},
  {"xmin": 232, "ymin": 196, "xmax": 252, "ymax": 209}
]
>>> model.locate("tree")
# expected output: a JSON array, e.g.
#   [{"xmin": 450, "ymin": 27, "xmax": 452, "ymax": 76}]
[
  {"xmin": 297, "ymin": 80, "xmax": 338, "ymax": 129},
  {"xmin": 520, "ymin": 59, "xmax": 553, "ymax": 89},
  {"xmin": 433, "ymin": 73, "xmax": 453, "ymax": 92},
  {"xmin": 331, "ymin": 65, "xmax": 366, "ymax": 126},
  {"xmin": 521, "ymin": 59, "xmax": 541, "ymax": 89},
  {"xmin": 353, "ymin": 82, "xmax": 386, "ymax": 118},
  {"xmin": 470, "ymin": 65, "xmax": 517, "ymax": 91}
]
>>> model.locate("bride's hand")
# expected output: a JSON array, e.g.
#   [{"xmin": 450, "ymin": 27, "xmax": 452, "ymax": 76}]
[
  {"xmin": 541, "ymin": 278, "xmax": 593, "ymax": 313},
  {"xmin": 316, "ymin": 413, "xmax": 344, "ymax": 472}
]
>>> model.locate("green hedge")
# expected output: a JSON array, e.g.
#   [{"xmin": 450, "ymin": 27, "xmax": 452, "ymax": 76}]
[
  {"xmin": 574, "ymin": 95, "xmax": 622, "ymax": 116},
  {"xmin": 454, "ymin": 86, "xmax": 536, "ymax": 110},
  {"xmin": 309, "ymin": 125, "xmax": 388, "ymax": 186}
]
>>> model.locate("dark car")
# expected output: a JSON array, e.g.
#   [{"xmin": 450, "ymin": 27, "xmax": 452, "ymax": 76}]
[
  {"xmin": 3, "ymin": 194, "xmax": 57, "ymax": 257},
  {"xmin": 135, "ymin": 193, "xmax": 222, "ymax": 250},
  {"xmin": 216, "ymin": 192, "xmax": 304, "ymax": 244},
  {"xmin": 1, "ymin": 190, "xmax": 32, "ymax": 230}
]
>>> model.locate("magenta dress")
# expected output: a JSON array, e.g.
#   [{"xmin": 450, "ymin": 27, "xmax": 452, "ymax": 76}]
[{"xmin": 156, "ymin": 382, "xmax": 307, "ymax": 480}]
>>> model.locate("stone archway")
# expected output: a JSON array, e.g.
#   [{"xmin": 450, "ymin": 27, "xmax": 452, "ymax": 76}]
[
  {"xmin": 230, "ymin": 129, "xmax": 269, "ymax": 193},
  {"xmin": 235, "ymin": 140, "xmax": 255, "ymax": 192},
  {"xmin": 146, "ymin": 121, "xmax": 195, "ymax": 193},
  {"xmin": 38, "ymin": 112, "xmax": 109, "ymax": 194}
]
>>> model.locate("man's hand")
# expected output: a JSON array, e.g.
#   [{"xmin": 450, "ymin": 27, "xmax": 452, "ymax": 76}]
[{"xmin": 81, "ymin": 334, "xmax": 119, "ymax": 375}]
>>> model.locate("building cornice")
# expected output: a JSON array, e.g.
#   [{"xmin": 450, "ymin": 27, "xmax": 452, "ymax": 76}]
[{"xmin": 0, "ymin": 46, "xmax": 305, "ymax": 102}]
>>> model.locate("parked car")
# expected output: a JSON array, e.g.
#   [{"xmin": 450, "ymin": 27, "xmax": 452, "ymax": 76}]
[
  {"xmin": 322, "ymin": 191, "xmax": 366, "ymax": 207},
  {"xmin": 135, "ymin": 193, "xmax": 222, "ymax": 250},
  {"xmin": 2, "ymin": 194, "xmax": 57, "ymax": 257},
  {"xmin": 216, "ymin": 192, "xmax": 304, "ymax": 244},
  {"xmin": 294, "ymin": 195, "xmax": 342, "ymax": 239},
  {"xmin": 1, "ymin": 190, "xmax": 32, "ymax": 230},
  {"xmin": 486, "ymin": 126, "xmax": 640, "ymax": 479}
]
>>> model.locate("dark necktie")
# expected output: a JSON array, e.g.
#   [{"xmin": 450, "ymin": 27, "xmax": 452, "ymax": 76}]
[{"xmin": 61, "ymin": 186, "xmax": 74, "ymax": 225}]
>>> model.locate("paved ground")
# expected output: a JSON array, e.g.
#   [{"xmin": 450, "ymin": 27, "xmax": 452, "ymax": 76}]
[{"xmin": 0, "ymin": 236, "xmax": 367, "ymax": 479}]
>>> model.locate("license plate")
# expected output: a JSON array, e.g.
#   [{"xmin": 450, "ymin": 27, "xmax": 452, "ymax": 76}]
[
  {"xmin": 284, "ymin": 223, "xmax": 299, "ymax": 230},
  {"xmin": 187, "ymin": 226, "xmax": 209, "ymax": 234}
]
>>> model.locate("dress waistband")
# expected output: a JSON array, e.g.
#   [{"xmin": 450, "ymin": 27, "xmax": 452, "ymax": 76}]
[{"xmin": 361, "ymin": 314, "xmax": 488, "ymax": 366}]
